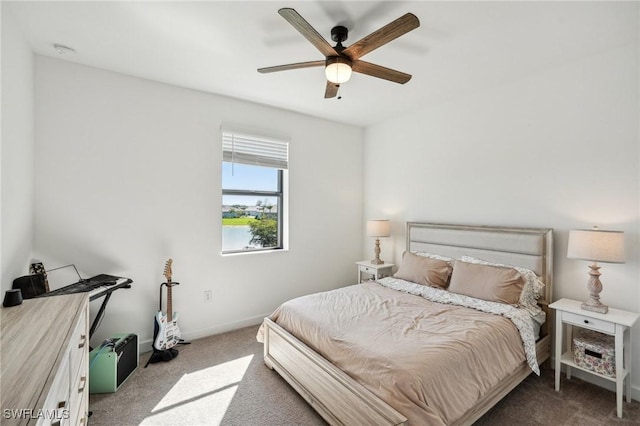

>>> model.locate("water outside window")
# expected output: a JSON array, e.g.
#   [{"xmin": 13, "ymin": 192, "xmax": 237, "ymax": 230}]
[{"xmin": 222, "ymin": 162, "xmax": 280, "ymax": 252}]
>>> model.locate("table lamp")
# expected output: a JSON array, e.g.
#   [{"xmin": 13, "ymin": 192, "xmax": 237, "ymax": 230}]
[
  {"xmin": 567, "ymin": 226, "xmax": 625, "ymax": 314},
  {"xmin": 367, "ymin": 219, "xmax": 390, "ymax": 265}
]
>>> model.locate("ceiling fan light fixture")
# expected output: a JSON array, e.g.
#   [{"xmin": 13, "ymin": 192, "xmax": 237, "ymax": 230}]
[{"xmin": 325, "ymin": 57, "xmax": 352, "ymax": 84}]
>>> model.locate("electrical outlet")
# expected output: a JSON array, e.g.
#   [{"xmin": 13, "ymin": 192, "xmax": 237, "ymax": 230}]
[{"xmin": 204, "ymin": 290, "xmax": 212, "ymax": 303}]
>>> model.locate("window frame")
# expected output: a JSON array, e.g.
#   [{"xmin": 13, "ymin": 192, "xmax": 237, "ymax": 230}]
[
  {"xmin": 220, "ymin": 126, "xmax": 289, "ymax": 255},
  {"xmin": 221, "ymin": 167, "xmax": 284, "ymax": 254}
]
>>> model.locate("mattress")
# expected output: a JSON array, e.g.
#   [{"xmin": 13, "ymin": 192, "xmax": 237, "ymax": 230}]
[{"xmin": 259, "ymin": 279, "xmax": 537, "ymax": 425}]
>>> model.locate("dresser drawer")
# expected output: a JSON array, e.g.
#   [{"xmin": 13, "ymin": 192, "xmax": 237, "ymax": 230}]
[
  {"xmin": 563, "ymin": 311, "xmax": 615, "ymax": 334},
  {"xmin": 75, "ymin": 388, "xmax": 88, "ymax": 426},
  {"xmin": 68, "ymin": 304, "xmax": 89, "ymax": 426},
  {"xmin": 69, "ymin": 354, "xmax": 88, "ymax": 425},
  {"xmin": 38, "ymin": 355, "xmax": 70, "ymax": 426},
  {"xmin": 69, "ymin": 306, "xmax": 89, "ymax": 381}
]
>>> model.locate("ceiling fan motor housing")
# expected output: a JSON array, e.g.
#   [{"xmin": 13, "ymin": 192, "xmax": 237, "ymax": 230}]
[{"xmin": 331, "ymin": 26, "xmax": 348, "ymax": 45}]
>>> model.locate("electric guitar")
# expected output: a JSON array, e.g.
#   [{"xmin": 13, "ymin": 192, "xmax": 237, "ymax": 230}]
[{"xmin": 153, "ymin": 259, "xmax": 181, "ymax": 351}]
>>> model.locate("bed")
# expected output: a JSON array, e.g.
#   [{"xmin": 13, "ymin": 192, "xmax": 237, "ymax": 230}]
[{"xmin": 258, "ymin": 222, "xmax": 553, "ymax": 425}]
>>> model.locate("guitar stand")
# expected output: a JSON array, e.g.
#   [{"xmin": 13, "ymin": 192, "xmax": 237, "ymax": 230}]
[
  {"xmin": 144, "ymin": 282, "xmax": 190, "ymax": 368},
  {"xmin": 144, "ymin": 347, "xmax": 178, "ymax": 367}
]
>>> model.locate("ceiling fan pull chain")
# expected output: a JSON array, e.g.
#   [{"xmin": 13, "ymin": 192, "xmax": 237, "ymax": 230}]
[{"xmin": 337, "ymin": 84, "xmax": 342, "ymax": 100}]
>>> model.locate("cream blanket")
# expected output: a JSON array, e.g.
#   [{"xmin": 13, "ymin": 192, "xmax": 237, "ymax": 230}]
[{"xmin": 258, "ymin": 280, "xmax": 530, "ymax": 425}]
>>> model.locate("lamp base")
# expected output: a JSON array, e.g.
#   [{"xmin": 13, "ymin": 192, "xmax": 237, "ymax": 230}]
[
  {"xmin": 371, "ymin": 238, "xmax": 384, "ymax": 265},
  {"xmin": 581, "ymin": 300, "xmax": 608, "ymax": 314},
  {"xmin": 581, "ymin": 263, "xmax": 608, "ymax": 314}
]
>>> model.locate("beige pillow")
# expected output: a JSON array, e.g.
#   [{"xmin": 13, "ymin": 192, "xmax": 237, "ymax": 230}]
[
  {"xmin": 393, "ymin": 251, "xmax": 452, "ymax": 289},
  {"xmin": 448, "ymin": 260, "xmax": 524, "ymax": 305},
  {"xmin": 459, "ymin": 256, "xmax": 545, "ymax": 313}
]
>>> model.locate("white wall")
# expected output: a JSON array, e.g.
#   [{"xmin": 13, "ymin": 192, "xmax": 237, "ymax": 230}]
[
  {"xmin": 34, "ymin": 56, "xmax": 363, "ymax": 348},
  {"xmin": 363, "ymin": 36, "xmax": 640, "ymax": 394},
  {"xmin": 1, "ymin": 6, "xmax": 35, "ymax": 296}
]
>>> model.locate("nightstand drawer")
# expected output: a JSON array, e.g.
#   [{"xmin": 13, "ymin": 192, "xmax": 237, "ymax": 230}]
[
  {"xmin": 361, "ymin": 266, "xmax": 376, "ymax": 274},
  {"xmin": 563, "ymin": 311, "xmax": 615, "ymax": 334}
]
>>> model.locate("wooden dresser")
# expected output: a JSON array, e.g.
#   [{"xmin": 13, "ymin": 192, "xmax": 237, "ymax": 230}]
[{"xmin": 1, "ymin": 293, "xmax": 90, "ymax": 425}]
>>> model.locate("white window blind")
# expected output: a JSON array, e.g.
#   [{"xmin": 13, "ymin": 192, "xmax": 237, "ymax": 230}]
[{"xmin": 222, "ymin": 129, "xmax": 289, "ymax": 170}]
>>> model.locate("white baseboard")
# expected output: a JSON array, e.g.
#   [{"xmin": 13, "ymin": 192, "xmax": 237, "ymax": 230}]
[{"xmin": 139, "ymin": 313, "xmax": 269, "ymax": 354}]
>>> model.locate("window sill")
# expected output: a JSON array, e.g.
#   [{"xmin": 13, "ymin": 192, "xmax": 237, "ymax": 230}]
[{"xmin": 221, "ymin": 248, "xmax": 289, "ymax": 257}]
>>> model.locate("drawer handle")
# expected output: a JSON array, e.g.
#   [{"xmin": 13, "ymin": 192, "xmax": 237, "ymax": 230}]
[
  {"xmin": 78, "ymin": 376, "xmax": 87, "ymax": 393},
  {"xmin": 584, "ymin": 320, "xmax": 589, "ymax": 324},
  {"xmin": 52, "ymin": 400, "xmax": 66, "ymax": 426},
  {"xmin": 78, "ymin": 334, "xmax": 87, "ymax": 348}
]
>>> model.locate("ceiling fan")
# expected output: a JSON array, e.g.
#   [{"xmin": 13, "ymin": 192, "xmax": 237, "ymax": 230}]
[{"xmin": 258, "ymin": 8, "xmax": 420, "ymax": 99}]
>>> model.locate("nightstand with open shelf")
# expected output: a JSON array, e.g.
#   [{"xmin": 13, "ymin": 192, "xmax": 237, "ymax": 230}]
[{"xmin": 550, "ymin": 298, "xmax": 639, "ymax": 418}]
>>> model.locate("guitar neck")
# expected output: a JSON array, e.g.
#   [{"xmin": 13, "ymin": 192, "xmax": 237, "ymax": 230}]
[{"xmin": 167, "ymin": 281, "xmax": 173, "ymax": 322}]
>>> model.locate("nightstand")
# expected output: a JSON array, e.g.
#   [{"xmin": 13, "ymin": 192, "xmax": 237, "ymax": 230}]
[
  {"xmin": 356, "ymin": 261, "xmax": 394, "ymax": 283},
  {"xmin": 550, "ymin": 298, "xmax": 639, "ymax": 418}
]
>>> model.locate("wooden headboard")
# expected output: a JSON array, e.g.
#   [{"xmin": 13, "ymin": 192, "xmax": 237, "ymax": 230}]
[{"xmin": 406, "ymin": 222, "xmax": 554, "ymax": 337}]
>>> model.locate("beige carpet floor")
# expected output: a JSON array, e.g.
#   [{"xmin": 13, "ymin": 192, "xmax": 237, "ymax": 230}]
[{"xmin": 89, "ymin": 325, "xmax": 640, "ymax": 425}]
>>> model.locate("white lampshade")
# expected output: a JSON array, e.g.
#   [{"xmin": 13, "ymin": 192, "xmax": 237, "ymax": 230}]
[
  {"xmin": 325, "ymin": 57, "xmax": 352, "ymax": 84},
  {"xmin": 367, "ymin": 220, "xmax": 390, "ymax": 238},
  {"xmin": 567, "ymin": 229, "xmax": 625, "ymax": 264}
]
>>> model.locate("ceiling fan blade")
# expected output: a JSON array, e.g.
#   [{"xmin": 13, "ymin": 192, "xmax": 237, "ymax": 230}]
[
  {"xmin": 352, "ymin": 60, "xmax": 412, "ymax": 84},
  {"xmin": 343, "ymin": 13, "xmax": 420, "ymax": 60},
  {"xmin": 279, "ymin": 8, "xmax": 338, "ymax": 58},
  {"xmin": 258, "ymin": 60, "xmax": 325, "ymax": 74},
  {"xmin": 324, "ymin": 81, "xmax": 339, "ymax": 99}
]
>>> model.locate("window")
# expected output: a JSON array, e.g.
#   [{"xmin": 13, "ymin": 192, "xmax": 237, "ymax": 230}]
[{"xmin": 221, "ymin": 128, "xmax": 288, "ymax": 254}]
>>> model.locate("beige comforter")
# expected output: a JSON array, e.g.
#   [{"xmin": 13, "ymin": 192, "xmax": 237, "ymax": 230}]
[{"xmin": 259, "ymin": 281, "xmax": 527, "ymax": 425}]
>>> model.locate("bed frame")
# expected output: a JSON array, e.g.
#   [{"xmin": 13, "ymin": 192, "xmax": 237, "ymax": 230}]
[{"xmin": 263, "ymin": 222, "xmax": 553, "ymax": 426}]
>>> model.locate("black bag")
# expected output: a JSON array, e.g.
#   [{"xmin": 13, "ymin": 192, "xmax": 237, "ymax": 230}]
[{"xmin": 12, "ymin": 274, "xmax": 47, "ymax": 299}]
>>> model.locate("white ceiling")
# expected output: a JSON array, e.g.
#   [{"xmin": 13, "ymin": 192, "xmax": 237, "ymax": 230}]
[{"xmin": 5, "ymin": 1, "xmax": 637, "ymax": 127}]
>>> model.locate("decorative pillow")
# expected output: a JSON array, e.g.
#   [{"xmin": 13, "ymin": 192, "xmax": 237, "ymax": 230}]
[
  {"xmin": 459, "ymin": 256, "xmax": 545, "ymax": 314},
  {"xmin": 448, "ymin": 260, "xmax": 525, "ymax": 305},
  {"xmin": 393, "ymin": 251, "xmax": 452, "ymax": 289},
  {"xmin": 412, "ymin": 252, "xmax": 453, "ymax": 264}
]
